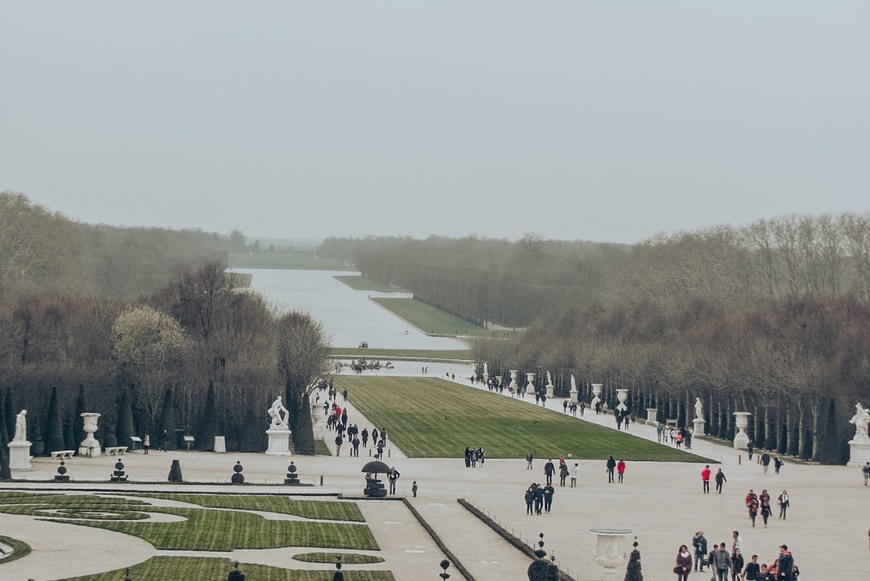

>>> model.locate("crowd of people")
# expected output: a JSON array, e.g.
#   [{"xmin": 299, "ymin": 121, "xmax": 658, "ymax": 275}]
[
  {"xmin": 659, "ymin": 424, "xmax": 694, "ymax": 449},
  {"xmin": 322, "ymin": 386, "xmax": 389, "ymax": 460},
  {"xmin": 464, "ymin": 446, "xmax": 485, "ymax": 467},
  {"xmin": 680, "ymin": 530, "xmax": 799, "ymax": 580}
]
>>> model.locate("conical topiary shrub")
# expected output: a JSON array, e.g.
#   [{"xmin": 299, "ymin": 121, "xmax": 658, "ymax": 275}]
[{"xmin": 624, "ymin": 540, "xmax": 643, "ymax": 581}]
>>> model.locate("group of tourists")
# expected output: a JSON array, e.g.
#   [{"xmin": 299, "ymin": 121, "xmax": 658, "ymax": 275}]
[
  {"xmin": 605, "ymin": 455, "xmax": 627, "ymax": 483},
  {"xmin": 464, "ymin": 446, "xmax": 485, "ymax": 467},
  {"xmin": 700, "ymin": 465, "xmax": 728, "ymax": 494},
  {"xmin": 744, "ymin": 489, "xmax": 790, "ymax": 528},
  {"xmin": 659, "ymin": 424, "xmax": 694, "ymax": 449},
  {"xmin": 523, "ymin": 481, "xmax": 556, "ymax": 515},
  {"xmin": 681, "ymin": 530, "xmax": 799, "ymax": 580},
  {"xmin": 561, "ymin": 399, "xmax": 584, "ymax": 416},
  {"xmin": 324, "ymin": 396, "xmax": 389, "ymax": 459}
]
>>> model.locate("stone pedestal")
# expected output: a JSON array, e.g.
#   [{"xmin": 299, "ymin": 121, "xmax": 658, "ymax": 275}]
[
  {"xmin": 266, "ymin": 429, "xmax": 292, "ymax": 456},
  {"xmin": 570, "ymin": 385, "xmax": 579, "ymax": 404},
  {"xmin": 646, "ymin": 408, "xmax": 658, "ymax": 423},
  {"xmin": 847, "ymin": 440, "xmax": 870, "ymax": 466},
  {"xmin": 545, "ymin": 379, "xmax": 555, "ymax": 399},
  {"xmin": 733, "ymin": 412, "xmax": 751, "ymax": 449},
  {"xmin": 79, "ymin": 413, "xmax": 102, "ymax": 457},
  {"xmin": 8, "ymin": 440, "xmax": 32, "ymax": 470},
  {"xmin": 693, "ymin": 418, "xmax": 706, "ymax": 438},
  {"xmin": 213, "ymin": 436, "xmax": 226, "ymax": 453},
  {"xmin": 483, "ymin": 372, "xmax": 490, "ymax": 385},
  {"xmin": 589, "ymin": 528, "xmax": 633, "ymax": 581}
]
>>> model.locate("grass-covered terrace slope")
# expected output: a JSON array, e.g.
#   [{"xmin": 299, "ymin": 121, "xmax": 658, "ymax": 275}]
[{"xmin": 341, "ymin": 376, "xmax": 711, "ymax": 462}]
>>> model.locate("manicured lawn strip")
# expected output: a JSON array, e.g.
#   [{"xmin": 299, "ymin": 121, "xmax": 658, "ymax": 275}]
[
  {"xmin": 137, "ymin": 494, "xmax": 364, "ymax": 521},
  {"xmin": 0, "ymin": 493, "xmax": 152, "ymax": 520},
  {"xmin": 330, "ymin": 348, "xmax": 472, "ymax": 360},
  {"xmin": 0, "ymin": 534, "xmax": 31, "ymax": 563},
  {"xmin": 293, "ymin": 552, "xmax": 385, "ymax": 564},
  {"xmin": 56, "ymin": 507, "xmax": 378, "ymax": 551},
  {"xmin": 344, "ymin": 377, "xmax": 711, "ymax": 462},
  {"xmin": 229, "ymin": 253, "xmax": 354, "ymax": 270},
  {"xmin": 334, "ymin": 275, "xmax": 401, "ymax": 292},
  {"xmin": 371, "ymin": 298, "xmax": 489, "ymax": 336},
  {"xmin": 314, "ymin": 439, "xmax": 332, "ymax": 456},
  {"xmin": 60, "ymin": 556, "xmax": 395, "ymax": 581}
]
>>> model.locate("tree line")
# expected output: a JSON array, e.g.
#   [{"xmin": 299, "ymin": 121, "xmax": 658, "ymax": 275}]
[{"xmin": 0, "ymin": 195, "xmax": 329, "ymax": 469}]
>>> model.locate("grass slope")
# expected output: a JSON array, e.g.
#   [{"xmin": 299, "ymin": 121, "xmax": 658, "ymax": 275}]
[
  {"xmin": 60, "ymin": 556, "xmax": 395, "ymax": 581},
  {"xmin": 371, "ymin": 297, "xmax": 488, "ymax": 336},
  {"xmin": 342, "ymin": 376, "xmax": 710, "ymax": 462}
]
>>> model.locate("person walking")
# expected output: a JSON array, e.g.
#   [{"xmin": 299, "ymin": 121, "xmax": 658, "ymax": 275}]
[
  {"xmin": 761, "ymin": 453, "xmax": 771, "ymax": 475},
  {"xmin": 387, "ymin": 466, "xmax": 400, "ymax": 494},
  {"xmin": 570, "ymin": 463, "xmax": 579, "ymax": 488},
  {"xmin": 709, "ymin": 542, "xmax": 733, "ymax": 581},
  {"xmin": 715, "ymin": 468, "xmax": 727, "ymax": 494},
  {"xmin": 542, "ymin": 483, "xmax": 555, "ymax": 513},
  {"xmin": 559, "ymin": 462, "xmax": 569, "ymax": 487},
  {"xmin": 606, "ymin": 456, "xmax": 616, "ymax": 483},
  {"xmin": 746, "ymin": 489, "xmax": 759, "ymax": 527},
  {"xmin": 544, "ymin": 459, "xmax": 555, "ymax": 485},
  {"xmin": 143, "ymin": 434, "xmax": 150, "ymax": 455},
  {"xmin": 526, "ymin": 451, "xmax": 534, "ymax": 470},
  {"xmin": 760, "ymin": 489, "xmax": 772, "ymax": 527},
  {"xmin": 773, "ymin": 456, "xmax": 782, "ymax": 475},
  {"xmin": 731, "ymin": 531, "xmax": 743, "ymax": 555},
  {"xmin": 747, "ymin": 440, "xmax": 754, "ymax": 460},
  {"xmin": 777, "ymin": 490, "xmax": 789, "ymax": 520},
  {"xmin": 411, "ymin": 481, "xmax": 418, "ymax": 498},
  {"xmin": 731, "ymin": 548, "xmax": 744, "ymax": 581},
  {"xmin": 701, "ymin": 465, "xmax": 712, "ymax": 494},
  {"xmin": 524, "ymin": 485, "xmax": 535, "ymax": 515},
  {"xmin": 692, "ymin": 531, "xmax": 708, "ymax": 572},
  {"xmin": 674, "ymin": 544, "xmax": 693, "ymax": 581},
  {"xmin": 533, "ymin": 484, "xmax": 544, "ymax": 515},
  {"xmin": 617, "ymin": 459, "xmax": 626, "ymax": 483},
  {"xmin": 743, "ymin": 554, "xmax": 761, "ymax": 581},
  {"xmin": 863, "ymin": 462, "xmax": 870, "ymax": 486},
  {"xmin": 775, "ymin": 545, "xmax": 796, "ymax": 581},
  {"xmin": 334, "ymin": 434, "xmax": 343, "ymax": 457}
]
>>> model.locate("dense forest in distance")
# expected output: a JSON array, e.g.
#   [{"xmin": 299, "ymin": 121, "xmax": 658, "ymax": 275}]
[{"xmin": 318, "ymin": 215, "xmax": 870, "ymax": 463}]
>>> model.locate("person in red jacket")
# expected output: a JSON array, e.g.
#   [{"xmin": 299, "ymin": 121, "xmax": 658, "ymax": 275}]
[
  {"xmin": 702, "ymin": 465, "xmax": 712, "ymax": 494},
  {"xmin": 617, "ymin": 459, "xmax": 626, "ymax": 483}
]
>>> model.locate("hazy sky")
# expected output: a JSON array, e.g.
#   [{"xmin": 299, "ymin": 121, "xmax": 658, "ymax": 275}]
[{"xmin": 2, "ymin": 2, "xmax": 868, "ymax": 244}]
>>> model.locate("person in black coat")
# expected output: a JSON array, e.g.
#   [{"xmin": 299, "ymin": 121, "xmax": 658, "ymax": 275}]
[
  {"xmin": 606, "ymin": 456, "xmax": 617, "ymax": 483},
  {"xmin": 542, "ymin": 484, "xmax": 555, "ymax": 513}
]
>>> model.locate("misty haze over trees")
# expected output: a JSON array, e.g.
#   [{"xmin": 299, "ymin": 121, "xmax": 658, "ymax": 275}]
[{"xmin": 2, "ymin": 191, "xmax": 868, "ymax": 463}]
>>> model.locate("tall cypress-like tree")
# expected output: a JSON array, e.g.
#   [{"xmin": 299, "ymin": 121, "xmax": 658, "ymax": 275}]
[
  {"xmin": 0, "ymin": 389, "xmax": 11, "ymax": 479},
  {"xmin": 44, "ymin": 386, "xmax": 65, "ymax": 455},
  {"xmin": 294, "ymin": 392, "xmax": 315, "ymax": 455},
  {"xmin": 4, "ymin": 389, "xmax": 15, "ymax": 443},
  {"xmin": 197, "ymin": 381, "xmax": 217, "ymax": 451},
  {"xmin": 63, "ymin": 416, "xmax": 75, "ymax": 451},
  {"xmin": 624, "ymin": 541, "xmax": 643, "ymax": 581},
  {"xmin": 158, "ymin": 388, "xmax": 176, "ymax": 450},
  {"xmin": 115, "ymin": 390, "xmax": 134, "ymax": 449}
]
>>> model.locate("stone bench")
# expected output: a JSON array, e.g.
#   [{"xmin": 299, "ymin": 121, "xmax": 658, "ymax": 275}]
[
  {"xmin": 50, "ymin": 450, "xmax": 75, "ymax": 459},
  {"xmin": 105, "ymin": 446, "xmax": 128, "ymax": 456}
]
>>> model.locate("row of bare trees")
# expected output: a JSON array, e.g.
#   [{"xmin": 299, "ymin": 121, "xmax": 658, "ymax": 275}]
[{"xmin": 473, "ymin": 297, "xmax": 870, "ymax": 464}]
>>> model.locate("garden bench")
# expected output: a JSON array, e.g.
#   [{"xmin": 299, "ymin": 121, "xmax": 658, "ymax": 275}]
[
  {"xmin": 105, "ymin": 446, "xmax": 128, "ymax": 456},
  {"xmin": 50, "ymin": 450, "xmax": 75, "ymax": 459}
]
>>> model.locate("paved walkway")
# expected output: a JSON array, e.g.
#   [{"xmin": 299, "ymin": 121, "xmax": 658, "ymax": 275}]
[{"xmin": 2, "ymin": 374, "xmax": 869, "ymax": 580}]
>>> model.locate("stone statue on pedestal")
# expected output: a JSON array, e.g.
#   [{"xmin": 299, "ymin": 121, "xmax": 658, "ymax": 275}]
[
  {"xmin": 850, "ymin": 403, "xmax": 870, "ymax": 443},
  {"xmin": 571, "ymin": 375, "xmax": 577, "ymax": 392},
  {"xmin": 14, "ymin": 410, "xmax": 27, "ymax": 442},
  {"xmin": 694, "ymin": 397, "xmax": 704, "ymax": 420},
  {"xmin": 268, "ymin": 396, "xmax": 289, "ymax": 430}
]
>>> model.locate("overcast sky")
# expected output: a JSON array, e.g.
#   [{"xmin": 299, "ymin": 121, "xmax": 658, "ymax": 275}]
[{"xmin": 2, "ymin": 2, "xmax": 868, "ymax": 244}]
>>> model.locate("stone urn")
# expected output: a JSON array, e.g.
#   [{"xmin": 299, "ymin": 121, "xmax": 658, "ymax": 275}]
[
  {"xmin": 591, "ymin": 383, "xmax": 603, "ymax": 410},
  {"xmin": 310, "ymin": 400, "xmax": 327, "ymax": 438},
  {"xmin": 733, "ymin": 412, "xmax": 751, "ymax": 449},
  {"xmin": 509, "ymin": 370, "xmax": 519, "ymax": 390},
  {"xmin": 79, "ymin": 413, "xmax": 102, "ymax": 457},
  {"xmin": 589, "ymin": 528, "xmax": 633, "ymax": 581},
  {"xmin": 616, "ymin": 389, "xmax": 629, "ymax": 413},
  {"xmin": 526, "ymin": 372, "xmax": 536, "ymax": 399}
]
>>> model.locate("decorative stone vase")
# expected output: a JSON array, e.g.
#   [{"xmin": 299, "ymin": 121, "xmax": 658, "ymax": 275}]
[
  {"xmin": 526, "ymin": 372, "xmax": 536, "ymax": 399},
  {"xmin": 79, "ymin": 413, "xmax": 102, "ymax": 457},
  {"xmin": 733, "ymin": 412, "xmax": 751, "ymax": 449},
  {"xmin": 589, "ymin": 528, "xmax": 633, "ymax": 581},
  {"xmin": 616, "ymin": 389, "xmax": 629, "ymax": 413},
  {"xmin": 591, "ymin": 383, "xmax": 603, "ymax": 410},
  {"xmin": 310, "ymin": 400, "xmax": 327, "ymax": 438},
  {"xmin": 509, "ymin": 370, "xmax": 519, "ymax": 389}
]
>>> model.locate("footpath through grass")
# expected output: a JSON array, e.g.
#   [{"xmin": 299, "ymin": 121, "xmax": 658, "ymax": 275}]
[
  {"xmin": 371, "ymin": 298, "xmax": 489, "ymax": 336},
  {"xmin": 341, "ymin": 376, "xmax": 710, "ymax": 462},
  {"xmin": 334, "ymin": 275, "xmax": 401, "ymax": 292}
]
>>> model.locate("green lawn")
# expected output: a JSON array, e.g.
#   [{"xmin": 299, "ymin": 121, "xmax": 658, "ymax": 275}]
[
  {"xmin": 340, "ymin": 376, "xmax": 711, "ymax": 462},
  {"xmin": 61, "ymin": 556, "xmax": 395, "ymax": 581},
  {"xmin": 229, "ymin": 252, "xmax": 354, "ymax": 270},
  {"xmin": 136, "ymin": 494, "xmax": 364, "ymax": 521},
  {"xmin": 371, "ymin": 298, "xmax": 489, "ymax": 337},
  {"xmin": 334, "ymin": 275, "xmax": 400, "ymax": 292},
  {"xmin": 330, "ymin": 347, "xmax": 472, "ymax": 360}
]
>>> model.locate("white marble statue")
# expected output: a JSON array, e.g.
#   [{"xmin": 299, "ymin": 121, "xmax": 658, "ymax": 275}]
[
  {"xmin": 849, "ymin": 403, "xmax": 870, "ymax": 443},
  {"xmin": 546, "ymin": 371, "xmax": 553, "ymax": 386},
  {"xmin": 14, "ymin": 410, "xmax": 27, "ymax": 441},
  {"xmin": 571, "ymin": 375, "xmax": 577, "ymax": 392},
  {"xmin": 483, "ymin": 362, "xmax": 488, "ymax": 376},
  {"xmin": 694, "ymin": 397, "xmax": 704, "ymax": 420},
  {"xmin": 268, "ymin": 396, "xmax": 289, "ymax": 430}
]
